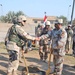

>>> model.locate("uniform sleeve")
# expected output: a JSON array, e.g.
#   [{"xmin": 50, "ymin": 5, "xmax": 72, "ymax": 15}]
[
  {"xmin": 5, "ymin": 27, "xmax": 11, "ymax": 41},
  {"xmin": 16, "ymin": 25, "xmax": 35, "ymax": 40},
  {"xmin": 57, "ymin": 29, "xmax": 67, "ymax": 48},
  {"xmin": 40, "ymin": 30, "xmax": 51, "ymax": 40}
]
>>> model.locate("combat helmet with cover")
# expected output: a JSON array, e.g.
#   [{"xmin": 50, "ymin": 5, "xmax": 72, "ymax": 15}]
[
  {"xmin": 17, "ymin": 15, "xmax": 26, "ymax": 22},
  {"xmin": 8, "ymin": 15, "xmax": 26, "ymax": 47}
]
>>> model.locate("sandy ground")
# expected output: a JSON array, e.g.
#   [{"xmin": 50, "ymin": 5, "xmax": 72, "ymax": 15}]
[
  {"xmin": 0, "ymin": 49, "xmax": 75, "ymax": 75},
  {"xmin": 0, "ymin": 23, "xmax": 75, "ymax": 75}
]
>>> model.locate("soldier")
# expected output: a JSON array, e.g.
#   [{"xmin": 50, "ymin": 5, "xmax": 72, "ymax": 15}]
[
  {"xmin": 35, "ymin": 23, "xmax": 44, "ymax": 46},
  {"xmin": 39, "ymin": 22, "xmax": 67, "ymax": 75},
  {"xmin": 65, "ymin": 24, "xmax": 73, "ymax": 53},
  {"xmin": 72, "ymin": 25, "xmax": 75, "ymax": 57},
  {"xmin": 35, "ymin": 23, "xmax": 44, "ymax": 37},
  {"xmin": 39, "ymin": 21, "xmax": 52, "ymax": 62},
  {"xmin": 5, "ymin": 15, "xmax": 38, "ymax": 75}
]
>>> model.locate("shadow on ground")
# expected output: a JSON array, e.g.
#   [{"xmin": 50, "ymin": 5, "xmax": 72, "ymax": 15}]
[
  {"xmin": 0, "ymin": 53, "xmax": 8, "ymax": 75},
  {"xmin": 0, "ymin": 53, "xmax": 8, "ymax": 61},
  {"xmin": 25, "ymin": 57, "xmax": 48, "ymax": 70},
  {"xmin": 62, "ymin": 64, "xmax": 75, "ymax": 75},
  {"xmin": 0, "ymin": 53, "xmax": 75, "ymax": 75},
  {"xmin": 0, "ymin": 70, "xmax": 7, "ymax": 75}
]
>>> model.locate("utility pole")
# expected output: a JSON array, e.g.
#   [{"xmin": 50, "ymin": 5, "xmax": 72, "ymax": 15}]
[
  {"xmin": 0, "ymin": 4, "xmax": 3, "ymax": 16},
  {"xmin": 71, "ymin": 0, "xmax": 75, "ymax": 25},
  {"xmin": 67, "ymin": 5, "xmax": 71, "ymax": 21}
]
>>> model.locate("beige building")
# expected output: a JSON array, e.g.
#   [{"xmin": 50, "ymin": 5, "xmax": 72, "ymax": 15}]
[{"xmin": 26, "ymin": 16, "xmax": 63, "ymax": 28}]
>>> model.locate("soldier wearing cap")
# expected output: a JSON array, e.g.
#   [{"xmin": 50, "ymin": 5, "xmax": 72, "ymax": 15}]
[
  {"xmin": 65, "ymin": 24, "xmax": 73, "ymax": 53},
  {"xmin": 39, "ymin": 22, "xmax": 67, "ymax": 75},
  {"xmin": 39, "ymin": 21, "xmax": 52, "ymax": 62},
  {"xmin": 5, "ymin": 15, "xmax": 38, "ymax": 75}
]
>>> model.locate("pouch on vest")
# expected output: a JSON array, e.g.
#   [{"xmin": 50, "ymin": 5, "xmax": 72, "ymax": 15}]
[{"xmin": 8, "ymin": 25, "xmax": 25, "ymax": 47}]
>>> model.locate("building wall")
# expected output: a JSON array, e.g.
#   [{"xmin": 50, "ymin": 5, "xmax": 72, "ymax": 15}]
[{"xmin": 26, "ymin": 16, "xmax": 63, "ymax": 28}]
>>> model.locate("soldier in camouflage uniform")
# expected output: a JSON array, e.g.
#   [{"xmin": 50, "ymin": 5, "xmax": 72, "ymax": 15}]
[
  {"xmin": 39, "ymin": 22, "xmax": 67, "ymax": 75},
  {"xmin": 5, "ymin": 15, "xmax": 38, "ymax": 75},
  {"xmin": 72, "ymin": 25, "xmax": 75, "ymax": 56},
  {"xmin": 39, "ymin": 21, "xmax": 52, "ymax": 62},
  {"xmin": 35, "ymin": 23, "xmax": 44, "ymax": 46},
  {"xmin": 35, "ymin": 23, "xmax": 44, "ymax": 37},
  {"xmin": 65, "ymin": 25, "xmax": 73, "ymax": 53}
]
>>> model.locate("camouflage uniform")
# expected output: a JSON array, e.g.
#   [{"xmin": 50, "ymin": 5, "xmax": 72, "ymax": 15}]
[
  {"xmin": 39, "ymin": 21, "xmax": 52, "ymax": 62},
  {"xmin": 35, "ymin": 24, "xmax": 43, "ymax": 37},
  {"xmin": 72, "ymin": 26, "xmax": 75, "ymax": 56},
  {"xmin": 5, "ymin": 15, "xmax": 35, "ymax": 75},
  {"xmin": 65, "ymin": 25, "xmax": 73, "ymax": 53},
  {"xmin": 35, "ymin": 23, "xmax": 44, "ymax": 46},
  {"xmin": 40, "ymin": 23, "xmax": 67, "ymax": 75}
]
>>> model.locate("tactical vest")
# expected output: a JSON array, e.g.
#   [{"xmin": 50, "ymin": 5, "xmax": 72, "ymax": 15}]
[
  {"xmin": 8, "ymin": 25, "xmax": 25, "ymax": 47},
  {"xmin": 41, "ymin": 28, "xmax": 49, "ymax": 35},
  {"xmin": 41, "ymin": 28, "xmax": 49, "ymax": 45}
]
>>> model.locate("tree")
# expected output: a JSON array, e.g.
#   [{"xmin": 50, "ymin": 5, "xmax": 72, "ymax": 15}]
[
  {"xmin": 0, "ymin": 11, "xmax": 27, "ymax": 23},
  {"xmin": 15, "ymin": 11, "xmax": 25, "ymax": 17},
  {"xmin": 6, "ymin": 11, "xmax": 15, "ymax": 23},
  {"xmin": 73, "ymin": 18, "xmax": 75, "ymax": 25}
]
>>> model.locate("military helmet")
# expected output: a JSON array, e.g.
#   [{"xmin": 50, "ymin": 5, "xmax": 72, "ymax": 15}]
[
  {"xmin": 55, "ymin": 22, "xmax": 62, "ymax": 25},
  {"xmin": 45, "ymin": 21, "xmax": 51, "ymax": 26},
  {"xmin": 17, "ymin": 15, "xmax": 26, "ymax": 22}
]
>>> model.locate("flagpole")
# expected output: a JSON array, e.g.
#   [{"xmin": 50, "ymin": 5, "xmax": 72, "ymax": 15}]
[
  {"xmin": 71, "ymin": 0, "xmax": 75, "ymax": 25},
  {"xmin": 43, "ymin": 12, "xmax": 47, "ymax": 27},
  {"xmin": 44, "ymin": 12, "xmax": 46, "ymax": 16}
]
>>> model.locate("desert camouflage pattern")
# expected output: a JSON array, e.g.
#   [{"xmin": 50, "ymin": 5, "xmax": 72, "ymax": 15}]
[
  {"xmin": 40, "ymin": 28, "xmax": 67, "ymax": 75},
  {"xmin": 72, "ymin": 26, "xmax": 75, "ymax": 55},
  {"xmin": 65, "ymin": 28, "xmax": 73, "ymax": 52},
  {"xmin": 5, "ymin": 24, "xmax": 35, "ymax": 73},
  {"xmin": 39, "ymin": 27, "xmax": 51, "ymax": 61}
]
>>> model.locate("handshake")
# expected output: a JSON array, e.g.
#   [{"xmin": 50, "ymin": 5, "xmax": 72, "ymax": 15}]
[{"xmin": 35, "ymin": 37, "xmax": 41, "ymax": 41}]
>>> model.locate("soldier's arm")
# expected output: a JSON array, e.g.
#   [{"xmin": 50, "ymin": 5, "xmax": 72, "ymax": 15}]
[
  {"xmin": 5, "ymin": 27, "xmax": 11, "ymax": 45},
  {"xmin": 57, "ymin": 29, "xmax": 67, "ymax": 48},
  {"xmin": 16, "ymin": 25, "xmax": 35, "ymax": 40},
  {"xmin": 39, "ymin": 30, "xmax": 52, "ymax": 40},
  {"xmin": 5, "ymin": 28, "xmax": 11, "ymax": 41}
]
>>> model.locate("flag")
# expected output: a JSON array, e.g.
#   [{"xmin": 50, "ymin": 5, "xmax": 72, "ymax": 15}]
[
  {"xmin": 44, "ymin": 15, "xmax": 47, "ymax": 23},
  {"xmin": 43, "ymin": 15, "xmax": 47, "ymax": 27}
]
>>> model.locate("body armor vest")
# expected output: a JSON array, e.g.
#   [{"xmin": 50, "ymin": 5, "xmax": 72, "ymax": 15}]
[{"xmin": 8, "ymin": 25, "xmax": 25, "ymax": 47}]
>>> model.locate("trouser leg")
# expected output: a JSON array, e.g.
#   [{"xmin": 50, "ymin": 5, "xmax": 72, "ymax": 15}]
[
  {"xmin": 53, "ymin": 55, "xmax": 64, "ymax": 75},
  {"xmin": 72, "ymin": 41, "xmax": 75, "ymax": 55},
  {"xmin": 39, "ymin": 46, "xmax": 43, "ymax": 60},
  {"xmin": 7, "ymin": 50, "xmax": 19, "ymax": 73},
  {"xmin": 44, "ymin": 45, "xmax": 48, "ymax": 61}
]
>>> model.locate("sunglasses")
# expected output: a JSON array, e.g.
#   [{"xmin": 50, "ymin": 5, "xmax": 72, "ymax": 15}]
[{"xmin": 23, "ymin": 20, "xmax": 26, "ymax": 22}]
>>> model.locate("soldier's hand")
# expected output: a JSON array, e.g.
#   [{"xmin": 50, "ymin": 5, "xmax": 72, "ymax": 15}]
[{"xmin": 35, "ymin": 37, "xmax": 40, "ymax": 41}]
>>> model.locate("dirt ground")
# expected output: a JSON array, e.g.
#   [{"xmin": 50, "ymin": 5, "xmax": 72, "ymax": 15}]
[
  {"xmin": 0, "ymin": 45, "xmax": 75, "ymax": 75},
  {"xmin": 0, "ymin": 23, "xmax": 75, "ymax": 75}
]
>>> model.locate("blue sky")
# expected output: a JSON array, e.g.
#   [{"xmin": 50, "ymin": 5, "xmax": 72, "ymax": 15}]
[{"xmin": 0, "ymin": 0, "xmax": 75, "ymax": 20}]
